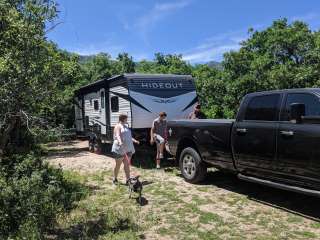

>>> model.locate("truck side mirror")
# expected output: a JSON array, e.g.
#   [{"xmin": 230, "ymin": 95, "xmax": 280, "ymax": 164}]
[{"xmin": 290, "ymin": 103, "xmax": 305, "ymax": 124}]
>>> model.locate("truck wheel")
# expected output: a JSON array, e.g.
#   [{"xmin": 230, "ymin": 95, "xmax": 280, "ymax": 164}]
[{"xmin": 179, "ymin": 147, "xmax": 207, "ymax": 183}]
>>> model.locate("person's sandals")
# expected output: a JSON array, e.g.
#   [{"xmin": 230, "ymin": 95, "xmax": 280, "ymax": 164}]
[
  {"xmin": 157, "ymin": 154, "xmax": 165, "ymax": 169},
  {"xmin": 156, "ymin": 158, "xmax": 161, "ymax": 169},
  {"xmin": 112, "ymin": 178, "xmax": 118, "ymax": 185}
]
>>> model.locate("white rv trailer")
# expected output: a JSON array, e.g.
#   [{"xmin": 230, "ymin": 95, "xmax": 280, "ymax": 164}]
[{"xmin": 74, "ymin": 73, "xmax": 198, "ymax": 143}]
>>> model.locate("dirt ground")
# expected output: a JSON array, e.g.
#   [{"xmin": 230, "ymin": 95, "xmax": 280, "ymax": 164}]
[
  {"xmin": 46, "ymin": 141, "xmax": 114, "ymax": 173},
  {"xmin": 46, "ymin": 140, "xmax": 320, "ymax": 240}
]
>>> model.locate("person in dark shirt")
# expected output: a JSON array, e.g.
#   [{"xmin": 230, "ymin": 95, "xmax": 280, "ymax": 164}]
[
  {"xmin": 188, "ymin": 104, "xmax": 206, "ymax": 119},
  {"xmin": 150, "ymin": 112, "xmax": 167, "ymax": 169}
]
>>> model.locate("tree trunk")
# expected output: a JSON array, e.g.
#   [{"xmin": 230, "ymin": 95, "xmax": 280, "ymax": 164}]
[{"xmin": 0, "ymin": 116, "xmax": 17, "ymax": 158}]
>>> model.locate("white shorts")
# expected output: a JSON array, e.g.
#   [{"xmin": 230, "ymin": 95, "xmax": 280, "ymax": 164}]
[{"xmin": 153, "ymin": 134, "xmax": 165, "ymax": 145}]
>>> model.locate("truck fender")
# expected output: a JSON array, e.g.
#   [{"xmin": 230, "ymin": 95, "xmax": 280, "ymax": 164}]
[{"xmin": 177, "ymin": 137, "xmax": 201, "ymax": 160}]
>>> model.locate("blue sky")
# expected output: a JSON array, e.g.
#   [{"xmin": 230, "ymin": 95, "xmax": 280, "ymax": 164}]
[{"xmin": 47, "ymin": 0, "xmax": 320, "ymax": 63}]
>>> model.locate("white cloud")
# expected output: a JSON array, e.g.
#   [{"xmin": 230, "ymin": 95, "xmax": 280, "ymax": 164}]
[
  {"xmin": 181, "ymin": 13, "xmax": 320, "ymax": 64},
  {"xmin": 115, "ymin": 1, "xmax": 192, "ymax": 45},
  {"xmin": 70, "ymin": 41, "xmax": 125, "ymax": 57},
  {"xmin": 183, "ymin": 44, "xmax": 240, "ymax": 62},
  {"xmin": 181, "ymin": 30, "xmax": 249, "ymax": 63},
  {"xmin": 291, "ymin": 12, "xmax": 319, "ymax": 22},
  {"xmin": 290, "ymin": 12, "xmax": 320, "ymax": 30},
  {"xmin": 134, "ymin": 0, "xmax": 192, "ymax": 40}
]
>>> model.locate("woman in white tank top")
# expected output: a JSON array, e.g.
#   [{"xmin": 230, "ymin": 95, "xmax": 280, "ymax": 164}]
[{"xmin": 112, "ymin": 114, "xmax": 139, "ymax": 185}]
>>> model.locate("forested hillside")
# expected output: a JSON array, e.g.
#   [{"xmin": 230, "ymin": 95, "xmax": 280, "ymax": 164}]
[{"xmin": 1, "ymin": 0, "xmax": 320, "ymax": 238}]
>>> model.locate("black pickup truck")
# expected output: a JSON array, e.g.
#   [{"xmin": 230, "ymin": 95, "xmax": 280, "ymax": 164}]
[{"xmin": 167, "ymin": 88, "xmax": 320, "ymax": 197}]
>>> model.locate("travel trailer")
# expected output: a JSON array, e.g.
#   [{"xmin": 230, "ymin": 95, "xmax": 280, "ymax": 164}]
[{"xmin": 74, "ymin": 73, "xmax": 198, "ymax": 145}]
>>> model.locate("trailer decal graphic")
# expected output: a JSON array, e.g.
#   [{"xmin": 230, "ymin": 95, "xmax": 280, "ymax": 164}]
[
  {"xmin": 182, "ymin": 96, "xmax": 199, "ymax": 111},
  {"xmin": 110, "ymin": 91, "xmax": 152, "ymax": 113},
  {"xmin": 152, "ymin": 98, "xmax": 177, "ymax": 104}
]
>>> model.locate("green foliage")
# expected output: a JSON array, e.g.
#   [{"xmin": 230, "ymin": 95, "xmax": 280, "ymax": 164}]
[
  {"xmin": 0, "ymin": 152, "xmax": 88, "ymax": 239},
  {"xmin": 81, "ymin": 53, "xmax": 115, "ymax": 83},
  {"xmin": 33, "ymin": 125, "xmax": 76, "ymax": 143},
  {"xmin": 0, "ymin": 0, "xmax": 77, "ymax": 154},
  {"xmin": 116, "ymin": 52, "xmax": 135, "ymax": 73},
  {"xmin": 192, "ymin": 64, "xmax": 226, "ymax": 118},
  {"xmin": 136, "ymin": 53, "xmax": 192, "ymax": 74},
  {"xmin": 80, "ymin": 52, "xmax": 135, "ymax": 86},
  {"xmin": 222, "ymin": 19, "xmax": 320, "ymax": 117},
  {"xmin": 38, "ymin": 44, "xmax": 84, "ymax": 128},
  {"xmin": 0, "ymin": 0, "xmax": 58, "ymax": 117}
]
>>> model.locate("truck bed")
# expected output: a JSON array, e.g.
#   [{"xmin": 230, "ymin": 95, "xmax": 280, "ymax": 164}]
[{"xmin": 168, "ymin": 119, "xmax": 235, "ymax": 171}]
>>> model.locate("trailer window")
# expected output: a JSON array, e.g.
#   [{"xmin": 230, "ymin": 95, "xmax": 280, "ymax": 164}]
[
  {"xmin": 101, "ymin": 91, "xmax": 105, "ymax": 109},
  {"xmin": 94, "ymin": 100, "xmax": 99, "ymax": 110},
  {"xmin": 245, "ymin": 94, "xmax": 280, "ymax": 121},
  {"xmin": 111, "ymin": 96, "xmax": 119, "ymax": 112},
  {"xmin": 85, "ymin": 116, "xmax": 89, "ymax": 129}
]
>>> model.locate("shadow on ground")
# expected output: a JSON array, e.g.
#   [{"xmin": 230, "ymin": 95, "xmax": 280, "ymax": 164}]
[
  {"xmin": 101, "ymin": 143, "xmax": 176, "ymax": 170},
  {"xmin": 47, "ymin": 147, "xmax": 89, "ymax": 159},
  {"xmin": 49, "ymin": 213, "xmax": 142, "ymax": 240},
  {"xmin": 46, "ymin": 141, "xmax": 82, "ymax": 148},
  {"xmin": 136, "ymin": 196, "xmax": 148, "ymax": 206},
  {"xmin": 199, "ymin": 170, "xmax": 320, "ymax": 221}
]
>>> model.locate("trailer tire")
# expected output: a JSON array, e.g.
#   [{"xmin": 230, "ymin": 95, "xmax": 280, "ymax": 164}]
[
  {"xmin": 88, "ymin": 138, "xmax": 97, "ymax": 153},
  {"xmin": 179, "ymin": 147, "xmax": 207, "ymax": 183}
]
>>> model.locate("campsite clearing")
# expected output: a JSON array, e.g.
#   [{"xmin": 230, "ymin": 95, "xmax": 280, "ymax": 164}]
[{"xmin": 46, "ymin": 141, "xmax": 320, "ymax": 240}]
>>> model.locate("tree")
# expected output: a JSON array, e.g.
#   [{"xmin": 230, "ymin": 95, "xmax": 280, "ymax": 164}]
[
  {"xmin": 81, "ymin": 53, "xmax": 114, "ymax": 83},
  {"xmin": 39, "ymin": 44, "xmax": 84, "ymax": 128},
  {"xmin": 136, "ymin": 53, "xmax": 192, "ymax": 74},
  {"xmin": 117, "ymin": 52, "xmax": 135, "ymax": 73},
  {"xmin": 0, "ymin": 0, "xmax": 59, "ymax": 155},
  {"xmin": 192, "ymin": 65, "xmax": 226, "ymax": 118},
  {"xmin": 0, "ymin": 2, "xmax": 87, "ymax": 238},
  {"xmin": 222, "ymin": 19, "xmax": 320, "ymax": 117}
]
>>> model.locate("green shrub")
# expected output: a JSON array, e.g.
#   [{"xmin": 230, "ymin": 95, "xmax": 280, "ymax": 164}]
[
  {"xmin": 32, "ymin": 127, "xmax": 62, "ymax": 143},
  {"xmin": 0, "ymin": 152, "xmax": 88, "ymax": 239},
  {"xmin": 32, "ymin": 125, "xmax": 77, "ymax": 144}
]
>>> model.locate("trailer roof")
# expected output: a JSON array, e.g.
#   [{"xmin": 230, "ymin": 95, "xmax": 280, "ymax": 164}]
[
  {"xmin": 121, "ymin": 73, "xmax": 192, "ymax": 79},
  {"xmin": 75, "ymin": 73, "xmax": 193, "ymax": 96}
]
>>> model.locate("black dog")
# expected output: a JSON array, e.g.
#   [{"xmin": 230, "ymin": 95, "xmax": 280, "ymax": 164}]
[{"xmin": 127, "ymin": 176, "xmax": 143, "ymax": 204}]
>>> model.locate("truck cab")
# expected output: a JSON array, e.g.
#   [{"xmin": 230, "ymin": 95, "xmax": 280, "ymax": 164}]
[
  {"xmin": 168, "ymin": 88, "xmax": 320, "ymax": 196},
  {"xmin": 233, "ymin": 89, "xmax": 320, "ymax": 190}
]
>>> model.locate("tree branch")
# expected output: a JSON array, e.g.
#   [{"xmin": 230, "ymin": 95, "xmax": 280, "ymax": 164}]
[{"xmin": 45, "ymin": 21, "xmax": 63, "ymax": 34}]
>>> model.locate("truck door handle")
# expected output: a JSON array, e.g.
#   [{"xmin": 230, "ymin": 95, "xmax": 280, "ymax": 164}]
[
  {"xmin": 280, "ymin": 130, "xmax": 294, "ymax": 136},
  {"xmin": 236, "ymin": 128, "xmax": 247, "ymax": 134}
]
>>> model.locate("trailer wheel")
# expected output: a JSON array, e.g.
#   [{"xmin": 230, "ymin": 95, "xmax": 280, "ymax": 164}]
[
  {"xmin": 88, "ymin": 138, "xmax": 96, "ymax": 152},
  {"xmin": 179, "ymin": 147, "xmax": 207, "ymax": 183}
]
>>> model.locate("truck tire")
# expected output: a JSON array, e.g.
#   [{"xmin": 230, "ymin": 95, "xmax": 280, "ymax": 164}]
[{"xmin": 179, "ymin": 147, "xmax": 207, "ymax": 183}]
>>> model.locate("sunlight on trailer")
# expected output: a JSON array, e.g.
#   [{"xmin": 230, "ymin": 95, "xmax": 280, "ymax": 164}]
[{"xmin": 74, "ymin": 74, "xmax": 198, "ymax": 142}]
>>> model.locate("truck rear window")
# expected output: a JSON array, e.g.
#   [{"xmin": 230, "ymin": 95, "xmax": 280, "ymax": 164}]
[
  {"xmin": 245, "ymin": 94, "xmax": 280, "ymax": 121},
  {"xmin": 282, "ymin": 93, "xmax": 320, "ymax": 120}
]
